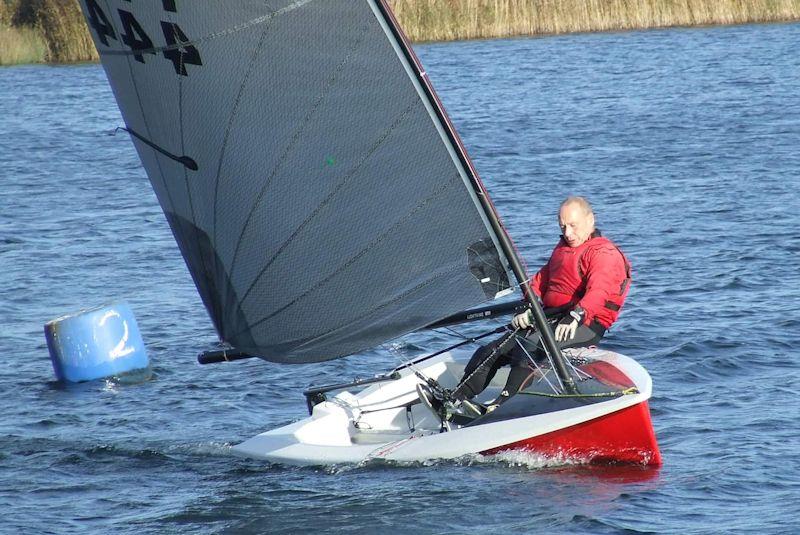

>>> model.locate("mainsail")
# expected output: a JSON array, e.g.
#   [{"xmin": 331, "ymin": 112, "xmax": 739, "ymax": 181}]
[{"xmin": 79, "ymin": 0, "xmax": 518, "ymax": 363}]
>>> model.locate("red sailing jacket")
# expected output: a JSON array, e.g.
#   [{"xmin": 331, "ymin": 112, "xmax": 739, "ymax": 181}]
[{"xmin": 530, "ymin": 231, "xmax": 631, "ymax": 329}]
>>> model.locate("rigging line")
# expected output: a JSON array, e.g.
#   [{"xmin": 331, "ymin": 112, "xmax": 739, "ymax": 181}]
[
  {"xmin": 226, "ymin": 25, "xmax": 370, "ymax": 284},
  {"xmin": 211, "ymin": 6, "xmax": 277, "ymax": 250},
  {"xmin": 391, "ymin": 326, "xmax": 508, "ymax": 372},
  {"xmin": 450, "ymin": 327, "xmax": 519, "ymax": 397},
  {"xmin": 515, "ymin": 335, "xmax": 560, "ymax": 394},
  {"xmin": 465, "ymin": 242, "xmax": 510, "ymax": 274},
  {"xmin": 432, "ymin": 316, "xmax": 507, "ymax": 341},
  {"xmin": 236, "ymin": 101, "xmax": 415, "ymax": 308},
  {"xmin": 519, "ymin": 387, "xmax": 638, "ymax": 399},
  {"xmin": 385, "ymin": 324, "xmax": 508, "ymax": 390},
  {"xmin": 430, "ymin": 326, "xmax": 470, "ymax": 340},
  {"xmin": 101, "ymin": 0, "xmax": 190, "ymax": 269},
  {"xmin": 564, "ymin": 349, "xmax": 594, "ymax": 381},
  {"xmin": 234, "ymin": 173, "xmax": 462, "ymax": 336},
  {"xmin": 98, "ymin": 0, "xmax": 317, "ymax": 57},
  {"xmin": 383, "ymin": 341, "xmax": 449, "ymax": 397},
  {"xmin": 383, "ymin": 343, "xmax": 429, "ymax": 381}
]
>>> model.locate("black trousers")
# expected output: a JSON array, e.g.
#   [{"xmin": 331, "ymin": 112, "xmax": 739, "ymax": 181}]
[{"xmin": 452, "ymin": 320, "xmax": 605, "ymax": 402}]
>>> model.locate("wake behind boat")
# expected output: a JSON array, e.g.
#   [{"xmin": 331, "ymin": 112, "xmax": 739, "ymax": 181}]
[{"xmin": 77, "ymin": 0, "xmax": 661, "ymax": 466}]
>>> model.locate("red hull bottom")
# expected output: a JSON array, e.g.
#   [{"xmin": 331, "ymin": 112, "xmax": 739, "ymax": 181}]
[{"xmin": 481, "ymin": 401, "xmax": 662, "ymax": 466}]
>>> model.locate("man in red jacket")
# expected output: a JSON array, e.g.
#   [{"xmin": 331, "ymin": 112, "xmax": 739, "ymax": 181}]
[{"xmin": 420, "ymin": 196, "xmax": 631, "ymax": 415}]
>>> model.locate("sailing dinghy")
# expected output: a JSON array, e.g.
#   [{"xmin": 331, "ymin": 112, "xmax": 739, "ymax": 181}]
[{"xmin": 79, "ymin": 0, "xmax": 661, "ymax": 466}]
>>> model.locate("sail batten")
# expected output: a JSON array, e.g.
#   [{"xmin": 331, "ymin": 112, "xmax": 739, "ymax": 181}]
[{"xmin": 80, "ymin": 0, "xmax": 516, "ymax": 363}]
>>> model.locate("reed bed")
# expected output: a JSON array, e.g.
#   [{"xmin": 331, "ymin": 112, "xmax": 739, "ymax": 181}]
[
  {"xmin": 0, "ymin": 23, "xmax": 47, "ymax": 65},
  {"xmin": 388, "ymin": 0, "xmax": 800, "ymax": 42},
  {"xmin": 29, "ymin": 0, "xmax": 97, "ymax": 62},
  {"xmin": 1, "ymin": 0, "xmax": 799, "ymax": 65},
  {"xmin": 1, "ymin": 0, "xmax": 96, "ymax": 65}
]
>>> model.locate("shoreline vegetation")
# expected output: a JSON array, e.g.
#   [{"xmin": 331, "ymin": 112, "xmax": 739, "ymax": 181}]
[{"xmin": 2, "ymin": 0, "xmax": 800, "ymax": 66}]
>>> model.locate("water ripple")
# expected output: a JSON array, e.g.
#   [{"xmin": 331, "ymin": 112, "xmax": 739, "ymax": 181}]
[{"xmin": 2, "ymin": 22, "xmax": 800, "ymax": 535}]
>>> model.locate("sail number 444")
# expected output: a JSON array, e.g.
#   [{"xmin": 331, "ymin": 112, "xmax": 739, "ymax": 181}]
[{"xmin": 86, "ymin": 0, "xmax": 202, "ymax": 76}]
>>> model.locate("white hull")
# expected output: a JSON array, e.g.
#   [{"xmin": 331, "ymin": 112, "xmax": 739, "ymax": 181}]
[{"xmin": 233, "ymin": 349, "xmax": 661, "ymax": 466}]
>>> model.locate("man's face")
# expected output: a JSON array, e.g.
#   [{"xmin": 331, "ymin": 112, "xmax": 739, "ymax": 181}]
[{"xmin": 559, "ymin": 203, "xmax": 595, "ymax": 248}]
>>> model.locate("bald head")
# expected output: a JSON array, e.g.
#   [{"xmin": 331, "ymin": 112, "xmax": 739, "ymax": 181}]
[
  {"xmin": 560, "ymin": 196, "xmax": 594, "ymax": 216},
  {"xmin": 559, "ymin": 196, "xmax": 595, "ymax": 247}
]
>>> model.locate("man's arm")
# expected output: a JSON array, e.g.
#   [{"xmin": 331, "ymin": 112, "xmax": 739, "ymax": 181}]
[
  {"xmin": 577, "ymin": 245, "xmax": 628, "ymax": 325},
  {"xmin": 511, "ymin": 260, "xmax": 550, "ymax": 330},
  {"xmin": 530, "ymin": 262, "xmax": 549, "ymax": 299}
]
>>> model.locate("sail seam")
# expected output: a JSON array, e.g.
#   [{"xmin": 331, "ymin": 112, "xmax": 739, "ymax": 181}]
[
  {"xmin": 236, "ymin": 101, "xmax": 416, "ymax": 308},
  {"xmin": 233, "ymin": 172, "xmax": 462, "ymax": 338},
  {"xmin": 101, "ymin": 0, "xmax": 189, "ymax": 268},
  {"xmin": 292, "ymin": 264, "xmax": 463, "ymax": 356},
  {"xmin": 211, "ymin": 9, "xmax": 276, "ymax": 249},
  {"xmin": 175, "ymin": 37, "xmax": 223, "ymax": 331},
  {"xmin": 96, "ymin": 0, "xmax": 317, "ymax": 57},
  {"xmin": 209, "ymin": 5, "xmax": 292, "ymax": 336},
  {"xmin": 226, "ymin": 24, "xmax": 369, "ymax": 284}
]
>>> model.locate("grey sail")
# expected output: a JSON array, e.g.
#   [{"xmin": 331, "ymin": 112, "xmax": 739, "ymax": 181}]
[{"xmin": 79, "ymin": 0, "xmax": 514, "ymax": 363}]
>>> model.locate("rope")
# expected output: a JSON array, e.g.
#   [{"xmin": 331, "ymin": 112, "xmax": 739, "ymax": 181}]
[
  {"xmin": 448, "ymin": 326, "xmax": 521, "ymax": 399},
  {"xmin": 518, "ymin": 386, "xmax": 639, "ymax": 399},
  {"xmin": 514, "ymin": 335, "xmax": 561, "ymax": 393}
]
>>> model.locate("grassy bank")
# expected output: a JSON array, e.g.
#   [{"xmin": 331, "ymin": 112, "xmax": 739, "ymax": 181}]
[
  {"xmin": 390, "ymin": 0, "xmax": 800, "ymax": 41},
  {"xmin": 0, "ymin": 0, "xmax": 96, "ymax": 66},
  {"xmin": 2, "ymin": 0, "xmax": 799, "ymax": 65},
  {"xmin": 0, "ymin": 22, "xmax": 47, "ymax": 65}
]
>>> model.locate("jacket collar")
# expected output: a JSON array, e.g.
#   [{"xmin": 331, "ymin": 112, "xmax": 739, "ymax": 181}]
[{"xmin": 560, "ymin": 228, "xmax": 602, "ymax": 246}]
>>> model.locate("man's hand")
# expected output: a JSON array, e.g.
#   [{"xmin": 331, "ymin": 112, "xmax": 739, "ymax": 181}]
[
  {"xmin": 511, "ymin": 309, "xmax": 534, "ymax": 330},
  {"xmin": 554, "ymin": 307, "xmax": 586, "ymax": 342}
]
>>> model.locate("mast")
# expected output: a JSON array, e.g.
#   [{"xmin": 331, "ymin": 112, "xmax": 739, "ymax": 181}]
[
  {"xmin": 498, "ymin": 233, "xmax": 578, "ymax": 393},
  {"xmin": 374, "ymin": 0, "xmax": 577, "ymax": 393}
]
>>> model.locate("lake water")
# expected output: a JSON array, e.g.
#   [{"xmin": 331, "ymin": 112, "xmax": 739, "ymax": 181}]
[{"xmin": 2, "ymin": 21, "xmax": 800, "ymax": 534}]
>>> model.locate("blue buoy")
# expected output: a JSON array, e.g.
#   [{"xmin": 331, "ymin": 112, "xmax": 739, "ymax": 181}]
[{"xmin": 45, "ymin": 302, "xmax": 149, "ymax": 382}]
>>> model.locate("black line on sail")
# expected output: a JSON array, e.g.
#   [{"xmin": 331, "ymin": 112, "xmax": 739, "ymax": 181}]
[
  {"xmin": 210, "ymin": 7, "xmax": 277, "ymax": 250},
  {"xmin": 236, "ymin": 102, "xmax": 416, "ymax": 308},
  {"xmin": 173, "ymin": 48, "xmax": 224, "ymax": 332},
  {"xmin": 122, "ymin": 127, "xmax": 198, "ymax": 171},
  {"xmin": 291, "ymin": 264, "xmax": 464, "ymax": 357},
  {"xmin": 234, "ymin": 173, "xmax": 461, "ymax": 341},
  {"xmin": 244, "ymin": 265, "xmax": 465, "ymax": 364},
  {"xmin": 225, "ymin": 26, "xmax": 369, "ymax": 285},
  {"xmin": 97, "ymin": 1, "xmax": 316, "ymax": 57},
  {"xmin": 99, "ymin": 0, "xmax": 214, "ymax": 342},
  {"xmin": 100, "ymin": 0, "xmax": 190, "ymax": 258}
]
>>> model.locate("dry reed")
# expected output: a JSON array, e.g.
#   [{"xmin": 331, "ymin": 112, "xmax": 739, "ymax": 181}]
[
  {"xmin": 2, "ymin": 0, "xmax": 97, "ymax": 64},
  {"xmin": 0, "ymin": 23, "xmax": 47, "ymax": 65},
  {"xmin": 1, "ymin": 0, "xmax": 46, "ymax": 65},
  {"xmin": 1, "ymin": 0, "xmax": 800, "ymax": 66},
  {"xmin": 28, "ymin": 0, "xmax": 97, "ymax": 63},
  {"xmin": 388, "ymin": 0, "xmax": 800, "ymax": 42}
]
